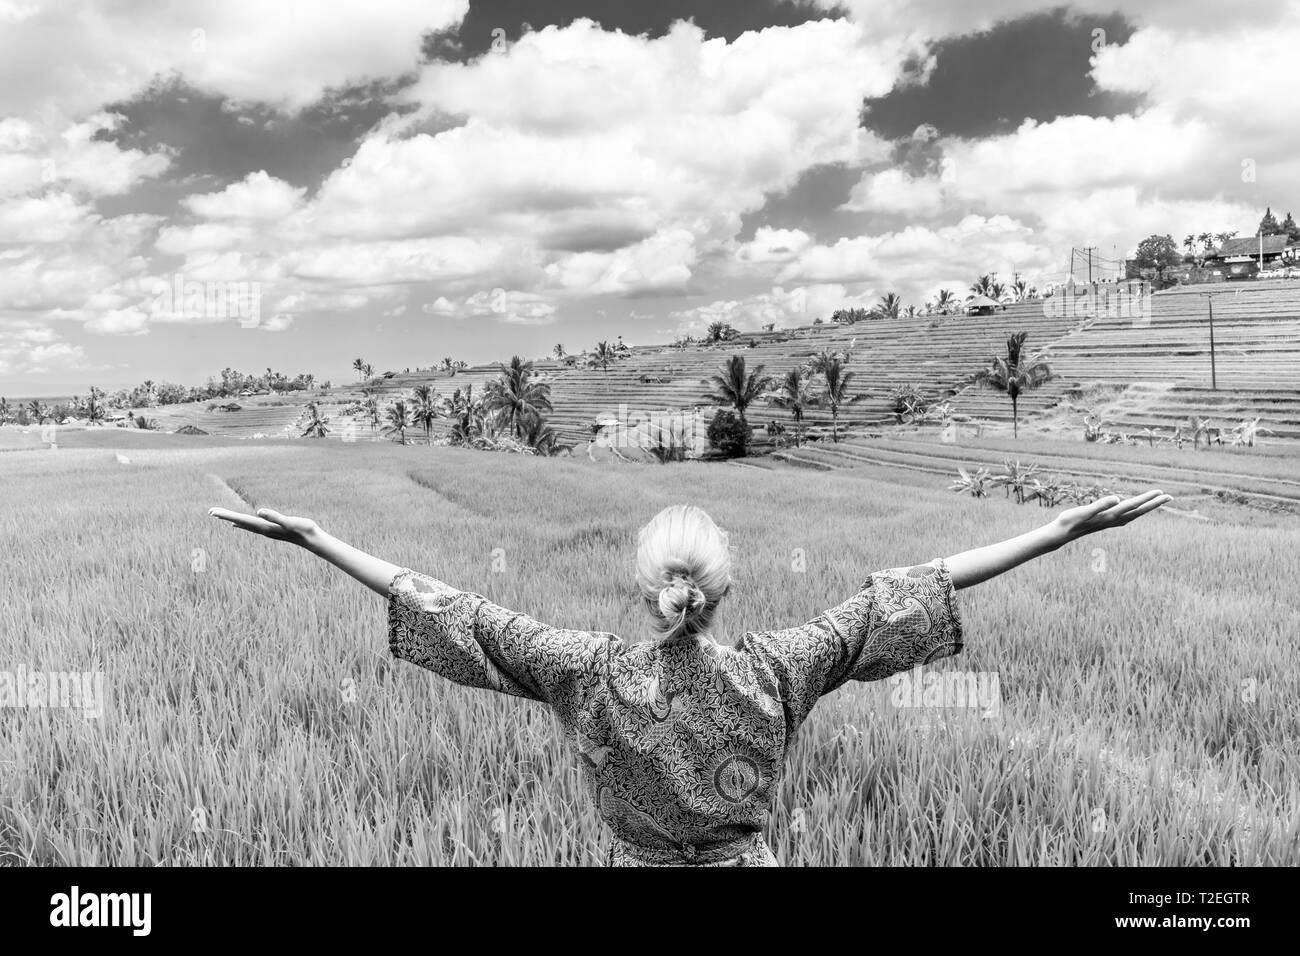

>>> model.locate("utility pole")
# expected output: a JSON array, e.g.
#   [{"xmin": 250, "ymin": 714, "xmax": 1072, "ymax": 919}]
[
  {"xmin": 1082, "ymin": 246, "xmax": 1098, "ymax": 284},
  {"xmin": 1198, "ymin": 290, "xmax": 1225, "ymax": 390}
]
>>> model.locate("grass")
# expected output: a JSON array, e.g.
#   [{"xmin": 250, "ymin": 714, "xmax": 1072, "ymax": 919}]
[{"xmin": 1, "ymin": 439, "xmax": 1297, "ymax": 865}]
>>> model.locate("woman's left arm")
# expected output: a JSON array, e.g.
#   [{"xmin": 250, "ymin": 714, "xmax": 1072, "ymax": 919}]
[
  {"xmin": 944, "ymin": 489, "xmax": 1172, "ymax": 590},
  {"xmin": 209, "ymin": 507, "xmax": 402, "ymax": 595}
]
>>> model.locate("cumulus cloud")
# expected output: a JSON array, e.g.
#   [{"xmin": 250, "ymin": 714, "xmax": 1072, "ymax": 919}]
[
  {"xmin": 0, "ymin": 0, "xmax": 469, "ymax": 121},
  {"xmin": 182, "ymin": 171, "xmax": 306, "ymax": 220},
  {"xmin": 670, "ymin": 283, "xmax": 877, "ymax": 337}
]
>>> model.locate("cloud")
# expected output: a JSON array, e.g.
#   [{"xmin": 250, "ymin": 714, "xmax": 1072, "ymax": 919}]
[
  {"xmin": 0, "ymin": 0, "xmax": 469, "ymax": 121},
  {"xmin": 669, "ymin": 283, "xmax": 876, "ymax": 336},
  {"xmin": 0, "ymin": 321, "xmax": 87, "ymax": 376},
  {"xmin": 736, "ymin": 228, "xmax": 815, "ymax": 264},
  {"xmin": 0, "ymin": 113, "xmax": 171, "ymax": 200},
  {"xmin": 779, "ymin": 214, "xmax": 1051, "ymax": 299},
  {"xmin": 182, "ymin": 170, "xmax": 306, "ymax": 220}
]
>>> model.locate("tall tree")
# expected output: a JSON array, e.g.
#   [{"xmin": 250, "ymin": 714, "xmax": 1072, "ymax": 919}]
[
  {"xmin": 702, "ymin": 355, "xmax": 773, "ymax": 437},
  {"xmin": 815, "ymin": 354, "xmax": 864, "ymax": 443},
  {"xmin": 1133, "ymin": 234, "xmax": 1181, "ymax": 286},
  {"xmin": 484, "ymin": 356, "xmax": 552, "ymax": 438},
  {"xmin": 383, "ymin": 401, "xmax": 410, "ymax": 444},
  {"xmin": 973, "ymin": 332, "xmax": 1055, "ymax": 438},
  {"xmin": 765, "ymin": 366, "xmax": 815, "ymax": 446},
  {"xmin": 1257, "ymin": 207, "xmax": 1281, "ymax": 236},
  {"xmin": 410, "ymin": 384, "xmax": 439, "ymax": 444},
  {"xmin": 874, "ymin": 292, "xmax": 902, "ymax": 320},
  {"xmin": 590, "ymin": 341, "xmax": 616, "ymax": 379},
  {"xmin": 1282, "ymin": 212, "xmax": 1300, "ymax": 242},
  {"xmin": 443, "ymin": 385, "xmax": 485, "ymax": 443}
]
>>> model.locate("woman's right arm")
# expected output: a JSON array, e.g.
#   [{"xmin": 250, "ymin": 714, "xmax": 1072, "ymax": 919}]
[{"xmin": 944, "ymin": 490, "xmax": 1171, "ymax": 590}]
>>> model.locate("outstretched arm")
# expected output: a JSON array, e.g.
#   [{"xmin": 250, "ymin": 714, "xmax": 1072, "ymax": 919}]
[
  {"xmin": 208, "ymin": 507, "xmax": 400, "ymax": 596},
  {"xmin": 207, "ymin": 505, "xmax": 613, "ymax": 706},
  {"xmin": 944, "ymin": 489, "xmax": 1171, "ymax": 590}
]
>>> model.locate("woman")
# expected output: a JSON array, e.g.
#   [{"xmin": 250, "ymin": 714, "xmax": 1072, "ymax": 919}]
[{"xmin": 209, "ymin": 489, "xmax": 1170, "ymax": 866}]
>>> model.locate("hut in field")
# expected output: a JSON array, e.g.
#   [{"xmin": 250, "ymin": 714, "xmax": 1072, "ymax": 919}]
[
  {"xmin": 175, "ymin": 424, "xmax": 209, "ymax": 435},
  {"xmin": 965, "ymin": 294, "xmax": 1004, "ymax": 316}
]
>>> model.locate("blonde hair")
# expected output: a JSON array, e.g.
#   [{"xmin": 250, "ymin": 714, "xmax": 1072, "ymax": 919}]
[{"xmin": 635, "ymin": 504, "xmax": 731, "ymax": 642}]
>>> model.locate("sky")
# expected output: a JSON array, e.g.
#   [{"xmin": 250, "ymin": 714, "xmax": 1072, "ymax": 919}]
[{"xmin": 0, "ymin": 0, "xmax": 1295, "ymax": 395}]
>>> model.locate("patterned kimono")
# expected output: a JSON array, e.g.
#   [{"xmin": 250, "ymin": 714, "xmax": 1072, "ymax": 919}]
[{"xmin": 387, "ymin": 558, "xmax": 964, "ymax": 867}]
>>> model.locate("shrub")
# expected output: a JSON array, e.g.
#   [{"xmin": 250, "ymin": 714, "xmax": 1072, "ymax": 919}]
[{"xmin": 707, "ymin": 409, "xmax": 752, "ymax": 458}]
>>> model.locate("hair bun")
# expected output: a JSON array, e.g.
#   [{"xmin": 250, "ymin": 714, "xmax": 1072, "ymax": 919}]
[{"xmin": 658, "ymin": 575, "xmax": 705, "ymax": 621}]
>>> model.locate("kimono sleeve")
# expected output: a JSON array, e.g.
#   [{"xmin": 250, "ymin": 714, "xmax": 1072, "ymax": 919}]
[
  {"xmin": 741, "ymin": 558, "xmax": 964, "ymax": 729},
  {"xmin": 386, "ymin": 568, "xmax": 613, "ymax": 707}
]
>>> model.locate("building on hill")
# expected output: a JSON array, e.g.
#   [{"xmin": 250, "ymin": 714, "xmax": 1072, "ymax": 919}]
[
  {"xmin": 965, "ymin": 294, "xmax": 1004, "ymax": 316},
  {"xmin": 1204, "ymin": 234, "xmax": 1289, "ymax": 278}
]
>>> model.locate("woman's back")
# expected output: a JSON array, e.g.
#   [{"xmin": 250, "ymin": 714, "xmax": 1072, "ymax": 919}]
[{"xmin": 386, "ymin": 559, "xmax": 964, "ymax": 866}]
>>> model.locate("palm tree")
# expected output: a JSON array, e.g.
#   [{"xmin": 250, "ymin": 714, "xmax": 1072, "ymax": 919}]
[
  {"xmin": 1183, "ymin": 235, "xmax": 1196, "ymax": 256},
  {"xmin": 591, "ymin": 341, "xmax": 616, "ymax": 381},
  {"xmin": 520, "ymin": 411, "xmax": 562, "ymax": 456},
  {"xmin": 352, "ymin": 358, "xmax": 366, "ymax": 382},
  {"xmin": 410, "ymin": 384, "xmax": 439, "ymax": 444},
  {"xmin": 26, "ymin": 399, "xmax": 44, "ymax": 424},
  {"xmin": 972, "ymin": 332, "xmax": 1054, "ymax": 438},
  {"xmin": 300, "ymin": 402, "xmax": 330, "ymax": 438},
  {"xmin": 0, "ymin": 397, "xmax": 9, "ymax": 424},
  {"xmin": 362, "ymin": 362, "xmax": 373, "ymax": 381},
  {"xmin": 484, "ymin": 355, "xmax": 553, "ymax": 438},
  {"xmin": 935, "ymin": 288, "xmax": 957, "ymax": 314},
  {"xmin": 705, "ymin": 321, "xmax": 735, "ymax": 344},
  {"xmin": 553, "ymin": 344, "xmax": 565, "ymax": 359},
  {"xmin": 1011, "ymin": 278, "xmax": 1029, "ymax": 301},
  {"xmin": 875, "ymin": 292, "xmax": 902, "ymax": 320},
  {"xmin": 444, "ymin": 385, "xmax": 485, "ymax": 443},
  {"xmin": 81, "ymin": 386, "xmax": 107, "ymax": 425},
  {"xmin": 806, "ymin": 347, "xmax": 852, "ymax": 377},
  {"xmin": 816, "ymin": 354, "xmax": 865, "ymax": 443},
  {"xmin": 766, "ymin": 366, "xmax": 815, "ymax": 446},
  {"xmin": 383, "ymin": 401, "xmax": 411, "ymax": 444},
  {"xmin": 1198, "ymin": 232, "xmax": 1213, "ymax": 253},
  {"xmin": 702, "ymin": 355, "xmax": 772, "ymax": 431},
  {"xmin": 364, "ymin": 394, "xmax": 381, "ymax": 434},
  {"xmin": 970, "ymin": 274, "xmax": 997, "ymax": 298}
]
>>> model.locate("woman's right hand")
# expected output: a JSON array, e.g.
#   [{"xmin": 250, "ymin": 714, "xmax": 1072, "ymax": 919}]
[
  {"xmin": 209, "ymin": 507, "xmax": 322, "ymax": 550},
  {"xmin": 1052, "ymin": 490, "xmax": 1172, "ymax": 544}
]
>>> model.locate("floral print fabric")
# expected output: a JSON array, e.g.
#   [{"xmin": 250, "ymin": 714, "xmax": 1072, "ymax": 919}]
[{"xmin": 387, "ymin": 558, "xmax": 963, "ymax": 866}]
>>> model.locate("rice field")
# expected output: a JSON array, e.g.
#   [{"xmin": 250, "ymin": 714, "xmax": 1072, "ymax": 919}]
[{"xmin": 1, "ymin": 438, "xmax": 1298, "ymax": 865}]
